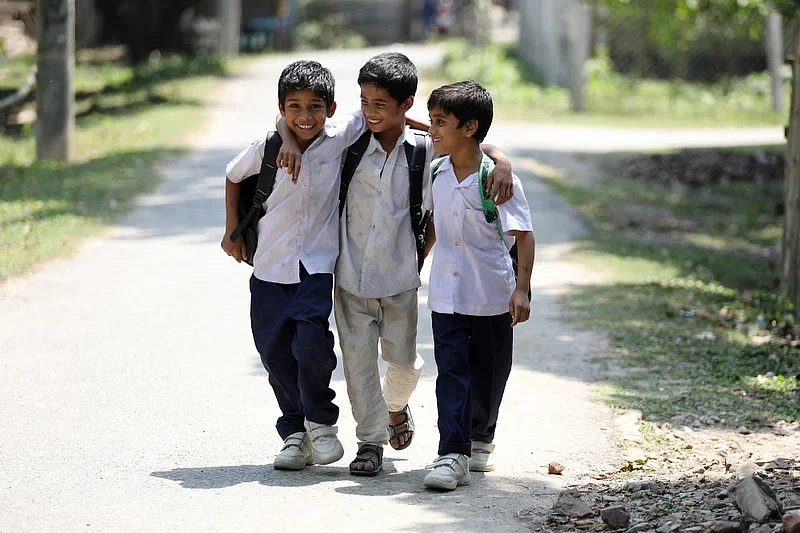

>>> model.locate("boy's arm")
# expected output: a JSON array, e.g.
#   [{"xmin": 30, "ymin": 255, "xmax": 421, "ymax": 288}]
[
  {"xmin": 406, "ymin": 115, "xmax": 430, "ymax": 133},
  {"xmin": 221, "ymin": 179, "xmax": 248, "ymax": 263},
  {"xmin": 276, "ymin": 117, "xmax": 303, "ymax": 181},
  {"xmin": 508, "ymin": 230, "xmax": 535, "ymax": 326},
  {"xmin": 481, "ymin": 144, "xmax": 513, "ymax": 205}
]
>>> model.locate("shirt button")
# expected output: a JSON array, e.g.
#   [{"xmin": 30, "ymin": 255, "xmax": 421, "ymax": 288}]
[
  {"xmin": 303, "ymin": 184, "xmax": 307, "ymax": 188},
  {"xmin": 453, "ymin": 211, "xmax": 458, "ymax": 216},
  {"xmin": 454, "ymin": 242, "xmax": 460, "ymax": 248},
  {"xmin": 453, "ymin": 271, "xmax": 459, "ymax": 277}
]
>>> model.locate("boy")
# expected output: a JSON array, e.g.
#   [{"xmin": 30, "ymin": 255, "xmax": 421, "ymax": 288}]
[
  {"xmin": 276, "ymin": 53, "xmax": 515, "ymax": 476},
  {"xmin": 422, "ymin": 81, "xmax": 535, "ymax": 490},
  {"xmin": 221, "ymin": 60, "xmax": 367, "ymax": 471}
]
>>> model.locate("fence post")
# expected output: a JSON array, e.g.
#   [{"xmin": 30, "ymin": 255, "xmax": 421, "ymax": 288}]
[
  {"xmin": 217, "ymin": 0, "xmax": 241, "ymax": 58},
  {"xmin": 766, "ymin": 11, "xmax": 785, "ymax": 113},
  {"xmin": 782, "ymin": 12, "xmax": 800, "ymax": 312},
  {"xmin": 36, "ymin": 0, "xmax": 75, "ymax": 162},
  {"xmin": 567, "ymin": 1, "xmax": 592, "ymax": 112}
]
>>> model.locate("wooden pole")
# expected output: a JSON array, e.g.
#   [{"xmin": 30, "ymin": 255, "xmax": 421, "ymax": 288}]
[
  {"xmin": 35, "ymin": 0, "xmax": 75, "ymax": 162},
  {"xmin": 781, "ymin": 12, "xmax": 800, "ymax": 311},
  {"xmin": 567, "ymin": 1, "xmax": 592, "ymax": 112},
  {"xmin": 217, "ymin": 0, "xmax": 241, "ymax": 58},
  {"xmin": 766, "ymin": 11, "xmax": 785, "ymax": 113}
]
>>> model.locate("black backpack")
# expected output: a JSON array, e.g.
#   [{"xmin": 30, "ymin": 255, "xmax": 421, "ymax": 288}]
[
  {"xmin": 338, "ymin": 130, "xmax": 429, "ymax": 273},
  {"xmin": 229, "ymin": 131, "xmax": 283, "ymax": 267}
]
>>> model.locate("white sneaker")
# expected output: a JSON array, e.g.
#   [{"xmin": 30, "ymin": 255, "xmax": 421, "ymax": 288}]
[
  {"xmin": 274, "ymin": 432, "xmax": 314, "ymax": 471},
  {"xmin": 469, "ymin": 441, "xmax": 496, "ymax": 472},
  {"xmin": 423, "ymin": 453, "xmax": 471, "ymax": 491},
  {"xmin": 304, "ymin": 421, "xmax": 344, "ymax": 465}
]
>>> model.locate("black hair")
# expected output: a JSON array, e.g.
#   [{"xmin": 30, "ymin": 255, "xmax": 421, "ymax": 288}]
[
  {"xmin": 427, "ymin": 81, "xmax": 493, "ymax": 143},
  {"xmin": 278, "ymin": 60, "xmax": 335, "ymax": 108},
  {"xmin": 358, "ymin": 52, "xmax": 418, "ymax": 104}
]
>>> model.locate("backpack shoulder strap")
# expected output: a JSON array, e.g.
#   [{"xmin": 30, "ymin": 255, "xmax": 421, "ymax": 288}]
[
  {"xmin": 230, "ymin": 131, "xmax": 282, "ymax": 241},
  {"xmin": 339, "ymin": 129, "xmax": 373, "ymax": 216},
  {"xmin": 405, "ymin": 133, "xmax": 429, "ymax": 273},
  {"xmin": 477, "ymin": 156, "xmax": 504, "ymax": 241},
  {"xmin": 254, "ymin": 131, "xmax": 283, "ymax": 206},
  {"xmin": 429, "ymin": 156, "xmax": 447, "ymax": 182},
  {"xmin": 405, "ymin": 133, "xmax": 427, "ymax": 219}
]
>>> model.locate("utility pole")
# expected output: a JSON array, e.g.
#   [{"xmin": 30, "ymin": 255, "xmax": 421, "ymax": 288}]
[
  {"xmin": 766, "ymin": 11, "xmax": 785, "ymax": 113},
  {"xmin": 782, "ymin": 11, "xmax": 800, "ymax": 311},
  {"xmin": 218, "ymin": 0, "xmax": 242, "ymax": 58},
  {"xmin": 36, "ymin": 0, "xmax": 75, "ymax": 162}
]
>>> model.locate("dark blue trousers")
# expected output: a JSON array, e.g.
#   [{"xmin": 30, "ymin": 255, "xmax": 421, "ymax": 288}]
[
  {"xmin": 250, "ymin": 264, "xmax": 339, "ymax": 440},
  {"xmin": 431, "ymin": 312, "xmax": 514, "ymax": 457}
]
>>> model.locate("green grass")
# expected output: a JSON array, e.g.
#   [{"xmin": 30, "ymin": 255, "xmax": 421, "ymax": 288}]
[
  {"xmin": 535, "ymin": 152, "xmax": 800, "ymax": 426},
  {"xmin": 0, "ymin": 51, "xmax": 230, "ymax": 281},
  {"xmin": 423, "ymin": 40, "xmax": 789, "ymax": 128}
]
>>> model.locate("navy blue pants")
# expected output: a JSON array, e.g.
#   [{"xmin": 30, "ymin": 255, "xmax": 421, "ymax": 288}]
[
  {"xmin": 250, "ymin": 264, "xmax": 339, "ymax": 440},
  {"xmin": 431, "ymin": 312, "xmax": 514, "ymax": 457}
]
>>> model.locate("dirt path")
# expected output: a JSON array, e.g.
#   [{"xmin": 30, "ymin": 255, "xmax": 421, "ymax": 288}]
[{"xmin": 1, "ymin": 46, "xmax": 788, "ymax": 533}]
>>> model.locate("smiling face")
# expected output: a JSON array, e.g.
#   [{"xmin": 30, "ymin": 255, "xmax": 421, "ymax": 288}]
[
  {"xmin": 428, "ymin": 106, "xmax": 474, "ymax": 154},
  {"xmin": 280, "ymin": 89, "xmax": 336, "ymax": 144},
  {"xmin": 359, "ymin": 83, "xmax": 412, "ymax": 135}
]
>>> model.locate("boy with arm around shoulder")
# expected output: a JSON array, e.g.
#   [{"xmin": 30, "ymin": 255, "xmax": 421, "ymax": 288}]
[
  {"xmin": 275, "ymin": 53, "xmax": 516, "ymax": 477},
  {"xmin": 422, "ymin": 81, "xmax": 536, "ymax": 491},
  {"xmin": 221, "ymin": 60, "xmax": 366, "ymax": 471}
]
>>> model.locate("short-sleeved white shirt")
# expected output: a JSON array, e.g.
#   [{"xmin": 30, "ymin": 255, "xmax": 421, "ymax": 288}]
[
  {"xmin": 225, "ymin": 111, "xmax": 366, "ymax": 284},
  {"xmin": 425, "ymin": 155, "xmax": 533, "ymax": 316},
  {"xmin": 336, "ymin": 128, "xmax": 436, "ymax": 298}
]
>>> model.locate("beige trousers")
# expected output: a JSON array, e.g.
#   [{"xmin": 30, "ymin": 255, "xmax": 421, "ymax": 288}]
[{"xmin": 334, "ymin": 285, "xmax": 424, "ymax": 445}]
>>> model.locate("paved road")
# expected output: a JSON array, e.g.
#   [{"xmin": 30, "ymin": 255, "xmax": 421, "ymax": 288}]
[{"xmin": 1, "ymin": 45, "xmax": 783, "ymax": 533}]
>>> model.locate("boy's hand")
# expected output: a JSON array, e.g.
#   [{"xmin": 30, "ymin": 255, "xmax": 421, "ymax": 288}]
[
  {"xmin": 486, "ymin": 161, "xmax": 513, "ymax": 205},
  {"xmin": 221, "ymin": 233, "xmax": 248, "ymax": 263},
  {"xmin": 277, "ymin": 139, "xmax": 302, "ymax": 182},
  {"xmin": 509, "ymin": 289, "xmax": 530, "ymax": 327}
]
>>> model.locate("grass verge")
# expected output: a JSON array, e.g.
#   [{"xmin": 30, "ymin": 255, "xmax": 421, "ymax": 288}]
[
  {"xmin": 423, "ymin": 40, "xmax": 789, "ymax": 128},
  {"xmin": 0, "ymin": 51, "xmax": 230, "ymax": 282},
  {"xmin": 531, "ymin": 151, "xmax": 800, "ymax": 427}
]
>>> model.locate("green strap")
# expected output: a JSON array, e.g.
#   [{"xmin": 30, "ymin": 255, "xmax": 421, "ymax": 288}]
[{"xmin": 477, "ymin": 155, "xmax": 505, "ymax": 242}]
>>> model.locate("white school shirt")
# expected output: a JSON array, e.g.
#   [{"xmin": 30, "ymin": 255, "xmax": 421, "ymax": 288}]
[
  {"xmin": 336, "ymin": 128, "xmax": 436, "ymax": 298},
  {"xmin": 424, "ymin": 156, "xmax": 533, "ymax": 316},
  {"xmin": 225, "ymin": 111, "xmax": 366, "ymax": 284}
]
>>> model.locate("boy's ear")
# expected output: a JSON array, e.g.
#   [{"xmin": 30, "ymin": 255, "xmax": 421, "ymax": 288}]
[
  {"xmin": 279, "ymin": 103, "xmax": 286, "ymax": 118},
  {"xmin": 326, "ymin": 101, "xmax": 337, "ymax": 118},
  {"xmin": 463, "ymin": 119, "xmax": 479, "ymax": 139},
  {"xmin": 401, "ymin": 96, "xmax": 414, "ymax": 112}
]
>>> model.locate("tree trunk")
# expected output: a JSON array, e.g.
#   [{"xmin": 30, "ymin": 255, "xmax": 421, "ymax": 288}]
[
  {"xmin": 217, "ymin": 0, "xmax": 241, "ymax": 58},
  {"xmin": 36, "ymin": 0, "xmax": 75, "ymax": 162},
  {"xmin": 567, "ymin": 1, "xmax": 592, "ymax": 112},
  {"xmin": 766, "ymin": 11, "xmax": 785, "ymax": 113},
  {"xmin": 781, "ymin": 12, "xmax": 800, "ymax": 311}
]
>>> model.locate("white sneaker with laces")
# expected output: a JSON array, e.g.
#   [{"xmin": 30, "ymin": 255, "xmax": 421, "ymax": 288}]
[
  {"xmin": 304, "ymin": 421, "xmax": 344, "ymax": 465},
  {"xmin": 423, "ymin": 453, "xmax": 471, "ymax": 491},
  {"xmin": 469, "ymin": 441, "xmax": 495, "ymax": 472},
  {"xmin": 273, "ymin": 432, "xmax": 314, "ymax": 471}
]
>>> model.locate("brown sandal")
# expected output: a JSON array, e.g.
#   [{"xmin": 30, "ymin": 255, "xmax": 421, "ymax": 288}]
[
  {"xmin": 349, "ymin": 444, "xmax": 383, "ymax": 477},
  {"xmin": 388, "ymin": 405, "xmax": 415, "ymax": 451}
]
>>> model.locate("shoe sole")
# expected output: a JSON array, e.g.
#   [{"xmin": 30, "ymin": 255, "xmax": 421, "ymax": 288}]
[
  {"xmin": 273, "ymin": 459, "xmax": 307, "ymax": 471},
  {"xmin": 469, "ymin": 462, "xmax": 494, "ymax": 472},
  {"xmin": 424, "ymin": 473, "xmax": 471, "ymax": 491}
]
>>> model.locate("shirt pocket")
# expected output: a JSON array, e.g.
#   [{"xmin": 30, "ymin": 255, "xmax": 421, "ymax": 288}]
[
  {"xmin": 390, "ymin": 156, "xmax": 410, "ymax": 210},
  {"xmin": 461, "ymin": 208, "xmax": 502, "ymax": 252}
]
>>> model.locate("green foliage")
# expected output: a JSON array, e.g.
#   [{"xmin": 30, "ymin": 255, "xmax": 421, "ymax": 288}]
[
  {"xmin": 435, "ymin": 40, "xmax": 787, "ymax": 126},
  {"xmin": 538, "ymin": 149, "xmax": 800, "ymax": 425},
  {"xmin": 0, "ymin": 52, "xmax": 226, "ymax": 280},
  {"xmin": 295, "ymin": 20, "xmax": 367, "ymax": 51}
]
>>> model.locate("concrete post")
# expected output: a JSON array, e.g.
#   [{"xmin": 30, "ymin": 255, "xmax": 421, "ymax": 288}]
[{"xmin": 36, "ymin": 0, "xmax": 75, "ymax": 162}]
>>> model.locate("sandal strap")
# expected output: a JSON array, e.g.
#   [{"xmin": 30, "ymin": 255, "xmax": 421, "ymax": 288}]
[
  {"xmin": 350, "ymin": 445, "xmax": 383, "ymax": 469},
  {"xmin": 388, "ymin": 405, "xmax": 415, "ymax": 435}
]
